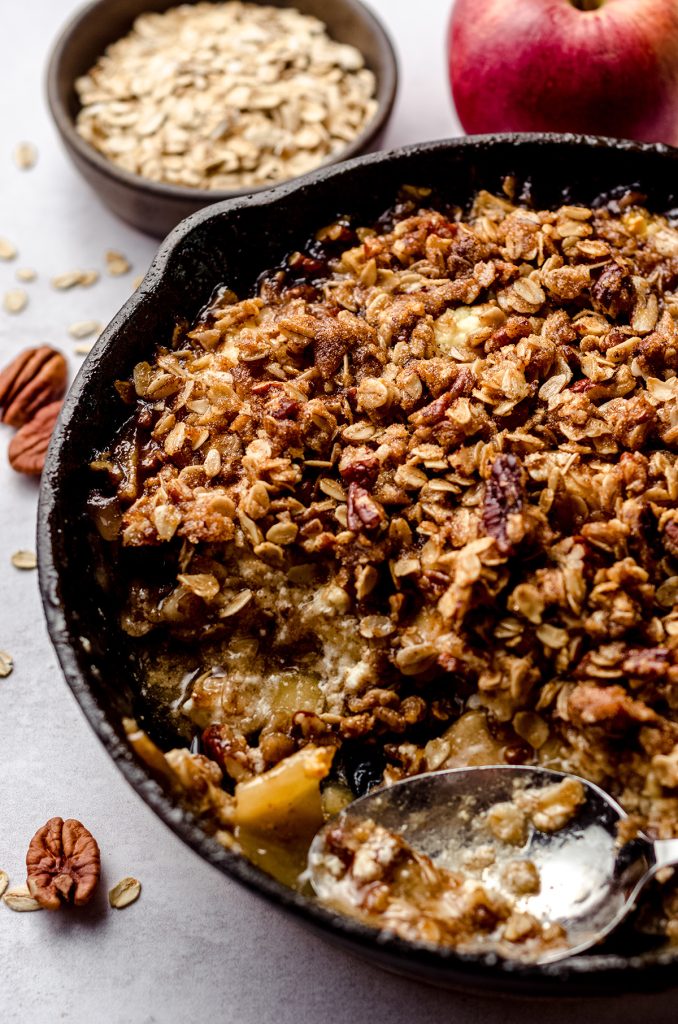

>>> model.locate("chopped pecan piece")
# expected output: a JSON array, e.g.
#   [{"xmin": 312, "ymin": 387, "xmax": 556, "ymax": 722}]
[
  {"xmin": 590, "ymin": 261, "xmax": 635, "ymax": 318},
  {"xmin": 202, "ymin": 724, "xmax": 256, "ymax": 783},
  {"xmin": 662, "ymin": 518, "xmax": 678, "ymax": 559},
  {"xmin": 485, "ymin": 315, "xmax": 532, "ymax": 352},
  {"xmin": 482, "ymin": 454, "xmax": 524, "ymax": 555},
  {"xmin": 339, "ymin": 447, "xmax": 380, "ymax": 487},
  {"xmin": 566, "ymin": 684, "xmax": 659, "ymax": 731},
  {"xmin": 347, "ymin": 483, "xmax": 384, "ymax": 531},
  {"xmin": 622, "ymin": 647, "xmax": 669, "ymax": 680}
]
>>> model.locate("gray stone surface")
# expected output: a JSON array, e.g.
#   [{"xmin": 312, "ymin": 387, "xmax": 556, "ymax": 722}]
[{"xmin": 0, "ymin": 0, "xmax": 674, "ymax": 1020}]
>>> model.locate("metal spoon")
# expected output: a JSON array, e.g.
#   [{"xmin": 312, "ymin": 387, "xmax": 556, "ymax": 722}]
[{"xmin": 308, "ymin": 765, "xmax": 678, "ymax": 964}]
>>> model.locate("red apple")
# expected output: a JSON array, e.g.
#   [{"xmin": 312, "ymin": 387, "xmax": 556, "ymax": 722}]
[{"xmin": 449, "ymin": 0, "xmax": 678, "ymax": 145}]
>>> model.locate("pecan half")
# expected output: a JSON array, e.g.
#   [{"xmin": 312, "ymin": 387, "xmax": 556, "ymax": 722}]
[
  {"xmin": 0, "ymin": 345, "xmax": 67, "ymax": 427},
  {"xmin": 26, "ymin": 817, "xmax": 101, "ymax": 909},
  {"xmin": 8, "ymin": 400, "xmax": 62, "ymax": 475}
]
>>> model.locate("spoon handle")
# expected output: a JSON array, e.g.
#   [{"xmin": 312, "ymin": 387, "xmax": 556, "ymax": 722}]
[{"xmin": 652, "ymin": 838, "xmax": 678, "ymax": 872}]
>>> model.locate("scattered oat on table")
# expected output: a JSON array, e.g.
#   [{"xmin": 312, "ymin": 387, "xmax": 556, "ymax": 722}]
[
  {"xmin": 51, "ymin": 270, "xmax": 99, "ymax": 290},
  {"xmin": 3, "ymin": 288, "xmax": 27, "ymax": 314},
  {"xmin": 11, "ymin": 549, "xmax": 37, "ymax": 571},
  {"xmin": 68, "ymin": 319, "xmax": 101, "ymax": 340},
  {"xmin": 13, "ymin": 142, "xmax": 38, "ymax": 171},
  {"xmin": 0, "ymin": 651, "xmax": 13, "ymax": 678},
  {"xmin": 0, "ymin": 238, "xmax": 17, "ymax": 261},
  {"xmin": 16, "ymin": 267, "xmax": 36, "ymax": 282},
  {"xmin": 105, "ymin": 250, "xmax": 130, "ymax": 277},
  {"xmin": 73, "ymin": 341, "xmax": 96, "ymax": 356},
  {"xmin": 74, "ymin": 2, "xmax": 377, "ymax": 191},
  {"xmin": 0, "ymin": 871, "xmax": 8, "ymax": 899},
  {"xmin": 52, "ymin": 271, "xmax": 84, "ymax": 290},
  {"xmin": 108, "ymin": 876, "xmax": 141, "ymax": 909},
  {"xmin": 73, "ymin": 339, "xmax": 97, "ymax": 356},
  {"xmin": 3, "ymin": 886, "xmax": 43, "ymax": 912}
]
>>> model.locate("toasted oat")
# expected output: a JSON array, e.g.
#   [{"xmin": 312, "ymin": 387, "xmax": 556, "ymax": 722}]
[
  {"xmin": 74, "ymin": 2, "xmax": 377, "ymax": 192},
  {"xmin": 108, "ymin": 876, "xmax": 141, "ymax": 908},
  {"xmin": 220, "ymin": 590, "xmax": 253, "ymax": 617},
  {"xmin": 68, "ymin": 320, "xmax": 101, "ymax": 339},
  {"xmin": 3, "ymin": 886, "xmax": 42, "ymax": 911},
  {"xmin": 0, "ymin": 651, "xmax": 13, "ymax": 678},
  {"xmin": 15, "ymin": 267, "xmax": 36, "ymax": 282},
  {"xmin": 0, "ymin": 238, "xmax": 17, "ymax": 261},
  {"xmin": 11, "ymin": 549, "xmax": 37, "ymax": 570},
  {"xmin": 3, "ymin": 288, "xmax": 28, "ymax": 313},
  {"xmin": 13, "ymin": 142, "xmax": 37, "ymax": 170},
  {"xmin": 0, "ymin": 871, "xmax": 8, "ymax": 898},
  {"xmin": 105, "ymin": 250, "xmax": 130, "ymax": 277}
]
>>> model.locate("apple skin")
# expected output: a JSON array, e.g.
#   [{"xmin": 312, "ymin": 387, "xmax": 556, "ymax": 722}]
[{"xmin": 449, "ymin": 0, "xmax": 678, "ymax": 145}]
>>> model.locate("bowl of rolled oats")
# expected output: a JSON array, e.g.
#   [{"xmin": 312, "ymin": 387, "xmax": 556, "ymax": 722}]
[
  {"xmin": 38, "ymin": 134, "xmax": 678, "ymax": 995},
  {"xmin": 47, "ymin": 0, "xmax": 397, "ymax": 237}
]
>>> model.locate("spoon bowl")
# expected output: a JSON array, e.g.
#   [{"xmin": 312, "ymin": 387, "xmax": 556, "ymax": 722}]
[{"xmin": 309, "ymin": 766, "xmax": 677, "ymax": 964}]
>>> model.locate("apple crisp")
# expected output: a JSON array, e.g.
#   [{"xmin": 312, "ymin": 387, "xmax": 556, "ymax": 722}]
[
  {"xmin": 92, "ymin": 184, "xmax": 678, "ymax": 952},
  {"xmin": 308, "ymin": 776, "xmax": 585, "ymax": 959},
  {"xmin": 309, "ymin": 815, "xmax": 566, "ymax": 957}
]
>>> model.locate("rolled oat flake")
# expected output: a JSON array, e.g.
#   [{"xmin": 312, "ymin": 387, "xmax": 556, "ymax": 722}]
[
  {"xmin": 74, "ymin": 341, "xmax": 96, "ymax": 356},
  {"xmin": 13, "ymin": 142, "xmax": 37, "ymax": 170},
  {"xmin": 3, "ymin": 288, "xmax": 28, "ymax": 314},
  {"xmin": 11, "ymin": 549, "xmax": 37, "ymax": 570},
  {"xmin": 105, "ymin": 250, "xmax": 130, "ymax": 277},
  {"xmin": 109, "ymin": 876, "xmax": 141, "ymax": 908},
  {"xmin": 0, "ymin": 651, "xmax": 13, "ymax": 678},
  {"xmin": 0, "ymin": 237, "xmax": 17, "ymax": 260},
  {"xmin": 3, "ymin": 886, "xmax": 42, "ymax": 911},
  {"xmin": 52, "ymin": 270, "xmax": 99, "ymax": 290},
  {"xmin": 68, "ymin": 320, "xmax": 101, "ymax": 339}
]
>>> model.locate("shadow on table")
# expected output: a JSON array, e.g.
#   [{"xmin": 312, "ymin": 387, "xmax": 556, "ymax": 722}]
[{"xmin": 235, "ymin": 902, "xmax": 676, "ymax": 1024}]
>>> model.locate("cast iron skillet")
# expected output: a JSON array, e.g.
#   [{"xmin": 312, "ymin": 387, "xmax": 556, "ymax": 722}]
[{"xmin": 38, "ymin": 134, "xmax": 678, "ymax": 997}]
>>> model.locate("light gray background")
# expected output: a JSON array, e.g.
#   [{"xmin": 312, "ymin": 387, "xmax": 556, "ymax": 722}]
[{"xmin": 0, "ymin": 1, "xmax": 674, "ymax": 1021}]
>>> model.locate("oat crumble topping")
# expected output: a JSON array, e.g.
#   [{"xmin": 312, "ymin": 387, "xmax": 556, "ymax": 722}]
[{"xmin": 93, "ymin": 185, "xmax": 678, "ymax": 951}]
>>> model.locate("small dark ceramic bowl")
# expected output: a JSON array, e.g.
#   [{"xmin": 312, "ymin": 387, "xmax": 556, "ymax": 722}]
[
  {"xmin": 38, "ymin": 135, "xmax": 678, "ymax": 996},
  {"xmin": 46, "ymin": 0, "xmax": 398, "ymax": 237}
]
